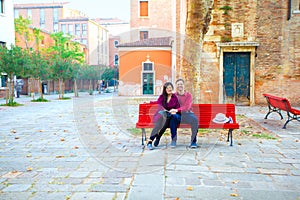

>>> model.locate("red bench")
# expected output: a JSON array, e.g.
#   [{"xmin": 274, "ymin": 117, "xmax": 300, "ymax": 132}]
[
  {"xmin": 136, "ymin": 103, "xmax": 240, "ymax": 146},
  {"xmin": 263, "ymin": 93, "xmax": 300, "ymax": 129}
]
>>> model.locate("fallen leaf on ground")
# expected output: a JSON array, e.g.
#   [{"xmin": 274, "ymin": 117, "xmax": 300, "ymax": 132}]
[
  {"xmin": 11, "ymin": 129, "xmax": 17, "ymax": 133},
  {"xmin": 186, "ymin": 186, "xmax": 193, "ymax": 191},
  {"xmin": 56, "ymin": 155, "xmax": 65, "ymax": 158}
]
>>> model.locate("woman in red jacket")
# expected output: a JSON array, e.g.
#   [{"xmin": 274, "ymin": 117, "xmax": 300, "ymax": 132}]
[{"xmin": 147, "ymin": 82, "xmax": 181, "ymax": 150}]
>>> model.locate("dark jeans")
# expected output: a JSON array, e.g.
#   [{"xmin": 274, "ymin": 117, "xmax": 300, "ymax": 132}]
[
  {"xmin": 149, "ymin": 114, "xmax": 181, "ymax": 141},
  {"xmin": 181, "ymin": 112, "xmax": 199, "ymax": 143}
]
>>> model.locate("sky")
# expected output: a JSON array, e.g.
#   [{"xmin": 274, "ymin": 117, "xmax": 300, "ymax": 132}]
[{"xmin": 13, "ymin": 0, "xmax": 131, "ymax": 21}]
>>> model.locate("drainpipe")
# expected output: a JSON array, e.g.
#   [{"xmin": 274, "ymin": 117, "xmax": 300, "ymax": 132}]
[{"xmin": 288, "ymin": 0, "xmax": 292, "ymax": 20}]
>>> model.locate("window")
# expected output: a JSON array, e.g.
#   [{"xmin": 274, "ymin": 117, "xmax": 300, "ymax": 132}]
[
  {"xmin": 61, "ymin": 24, "xmax": 66, "ymax": 34},
  {"xmin": 0, "ymin": 41, "xmax": 5, "ymax": 47},
  {"xmin": 0, "ymin": 0, "xmax": 4, "ymax": 14},
  {"xmin": 82, "ymin": 23, "xmax": 87, "ymax": 35},
  {"xmin": 27, "ymin": 9, "xmax": 32, "ymax": 20},
  {"xmin": 14, "ymin": 9, "xmax": 19, "ymax": 18},
  {"xmin": 81, "ymin": 39, "xmax": 87, "ymax": 45},
  {"xmin": 139, "ymin": 0, "xmax": 149, "ymax": 17},
  {"xmin": 68, "ymin": 24, "xmax": 73, "ymax": 35},
  {"xmin": 114, "ymin": 40, "xmax": 119, "ymax": 48},
  {"xmin": 0, "ymin": 74, "xmax": 7, "ymax": 87},
  {"xmin": 75, "ymin": 24, "xmax": 80, "ymax": 36},
  {"xmin": 53, "ymin": 8, "xmax": 58, "ymax": 22},
  {"xmin": 140, "ymin": 31, "xmax": 148, "ymax": 40},
  {"xmin": 40, "ymin": 9, "xmax": 45, "ymax": 28},
  {"xmin": 114, "ymin": 54, "xmax": 119, "ymax": 65},
  {"xmin": 143, "ymin": 62, "xmax": 153, "ymax": 71},
  {"xmin": 53, "ymin": 23, "xmax": 58, "ymax": 32}
]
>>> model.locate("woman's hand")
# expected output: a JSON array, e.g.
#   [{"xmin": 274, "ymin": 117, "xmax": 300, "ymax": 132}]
[{"xmin": 169, "ymin": 109, "xmax": 178, "ymax": 115}]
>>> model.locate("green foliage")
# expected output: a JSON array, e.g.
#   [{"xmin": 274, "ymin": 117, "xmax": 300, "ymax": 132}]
[
  {"xmin": 0, "ymin": 45, "xmax": 31, "ymax": 103},
  {"xmin": 241, "ymin": 129, "xmax": 250, "ymax": 135},
  {"xmin": 80, "ymin": 65, "xmax": 105, "ymax": 80},
  {"xmin": 31, "ymin": 97, "xmax": 49, "ymax": 102},
  {"xmin": 252, "ymin": 133, "xmax": 277, "ymax": 140},
  {"xmin": 14, "ymin": 16, "xmax": 32, "ymax": 48},
  {"xmin": 59, "ymin": 97, "xmax": 71, "ymax": 100},
  {"xmin": 221, "ymin": 36, "xmax": 232, "ymax": 42},
  {"xmin": 220, "ymin": 5, "xmax": 232, "ymax": 14},
  {"xmin": 126, "ymin": 128, "xmax": 141, "ymax": 135},
  {"xmin": 48, "ymin": 32, "xmax": 85, "ymax": 82},
  {"xmin": 0, "ymin": 45, "xmax": 31, "ymax": 76},
  {"xmin": 101, "ymin": 66, "xmax": 119, "ymax": 82},
  {"xmin": 198, "ymin": 128, "xmax": 211, "ymax": 134},
  {"xmin": 0, "ymin": 101, "xmax": 23, "ymax": 107}
]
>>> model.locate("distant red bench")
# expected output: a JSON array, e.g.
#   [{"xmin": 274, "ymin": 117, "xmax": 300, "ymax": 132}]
[
  {"xmin": 263, "ymin": 93, "xmax": 300, "ymax": 129},
  {"xmin": 136, "ymin": 103, "xmax": 239, "ymax": 146}
]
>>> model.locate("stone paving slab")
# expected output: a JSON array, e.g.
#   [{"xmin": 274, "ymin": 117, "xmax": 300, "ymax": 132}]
[{"xmin": 0, "ymin": 94, "xmax": 299, "ymax": 200}]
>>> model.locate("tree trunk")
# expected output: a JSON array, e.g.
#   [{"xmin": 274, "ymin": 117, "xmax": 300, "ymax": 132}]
[
  {"xmin": 59, "ymin": 78, "xmax": 63, "ymax": 99},
  {"xmin": 8, "ymin": 73, "xmax": 14, "ymax": 104},
  {"xmin": 38, "ymin": 78, "xmax": 44, "ymax": 100},
  {"xmin": 89, "ymin": 80, "xmax": 93, "ymax": 95},
  {"xmin": 74, "ymin": 78, "xmax": 79, "ymax": 97},
  {"xmin": 180, "ymin": 0, "xmax": 213, "ymax": 103}
]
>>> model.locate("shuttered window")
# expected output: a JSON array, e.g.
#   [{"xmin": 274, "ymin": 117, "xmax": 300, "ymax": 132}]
[{"xmin": 140, "ymin": 1, "xmax": 148, "ymax": 17}]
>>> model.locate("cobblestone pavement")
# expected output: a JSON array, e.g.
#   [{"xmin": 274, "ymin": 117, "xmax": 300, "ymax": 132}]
[{"xmin": 0, "ymin": 93, "xmax": 299, "ymax": 200}]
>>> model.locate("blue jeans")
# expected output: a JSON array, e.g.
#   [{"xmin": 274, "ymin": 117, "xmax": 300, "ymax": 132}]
[
  {"xmin": 150, "ymin": 114, "xmax": 181, "ymax": 141},
  {"xmin": 181, "ymin": 112, "xmax": 199, "ymax": 143}
]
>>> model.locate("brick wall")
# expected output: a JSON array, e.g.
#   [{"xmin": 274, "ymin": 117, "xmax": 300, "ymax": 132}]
[{"xmin": 199, "ymin": 0, "xmax": 300, "ymax": 105}]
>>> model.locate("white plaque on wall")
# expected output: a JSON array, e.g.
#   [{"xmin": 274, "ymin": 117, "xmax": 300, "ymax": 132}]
[{"xmin": 232, "ymin": 23, "xmax": 244, "ymax": 38}]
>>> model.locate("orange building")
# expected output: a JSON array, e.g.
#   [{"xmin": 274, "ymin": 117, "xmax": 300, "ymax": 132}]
[{"xmin": 117, "ymin": 37, "xmax": 173, "ymax": 96}]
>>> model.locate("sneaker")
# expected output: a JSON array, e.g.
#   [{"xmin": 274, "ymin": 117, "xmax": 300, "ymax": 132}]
[
  {"xmin": 190, "ymin": 142, "xmax": 198, "ymax": 148},
  {"xmin": 147, "ymin": 143, "xmax": 153, "ymax": 150},
  {"xmin": 170, "ymin": 141, "xmax": 176, "ymax": 148},
  {"xmin": 154, "ymin": 135, "xmax": 162, "ymax": 147}
]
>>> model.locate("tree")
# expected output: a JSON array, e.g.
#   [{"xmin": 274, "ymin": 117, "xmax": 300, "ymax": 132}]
[
  {"xmin": 28, "ymin": 50, "xmax": 50, "ymax": 100},
  {"xmin": 14, "ymin": 16, "xmax": 32, "ymax": 49},
  {"xmin": 48, "ymin": 32, "xmax": 84, "ymax": 99},
  {"xmin": 80, "ymin": 65, "xmax": 104, "ymax": 95},
  {"xmin": 0, "ymin": 45, "xmax": 30, "ymax": 105},
  {"xmin": 101, "ymin": 66, "xmax": 118, "ymax": 84},
  {"xmin": 180, "ymin": 0, "xmax": 214, "ymax": 103},
  {"xmin": 15, "ymin": 16, "xmax": 47, "ymax": 99}
]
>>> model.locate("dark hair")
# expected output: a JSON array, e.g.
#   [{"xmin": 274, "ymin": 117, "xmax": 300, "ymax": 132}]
[
  {"xmin": 162, "ymin": 82, "xmax": 173, "ymax": 107},
  {"xmin": 175, "ymin": 78, "xmax": 185, "ymax": 84}
]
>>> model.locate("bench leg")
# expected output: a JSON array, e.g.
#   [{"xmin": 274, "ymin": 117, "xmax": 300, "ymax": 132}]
[
  {"xmin": 283, "ymin": 112, "xmax": 300, "ymax": 129},
  {"xmin": 141, "ymin": 128, "xmax": 147, "ymax": 146},
  {"xmin": 264, "ymin": 106, "xmax": 284, "ymax": 120},
  {"xmin": 227, "ymin": 129, "xmax": 233, "ymax": 146}
]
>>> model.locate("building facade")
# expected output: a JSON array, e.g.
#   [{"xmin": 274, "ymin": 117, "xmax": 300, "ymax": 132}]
[
  {"xmin": 118, "ymin": 37, "xmax": 173, "ymax": 96},
  {"xmin": 14, "ymin": 2, "xmax": 109, "ymax": 66},
  {"xmin": 118, "ymin": 0, "xmax": 300, "ymax": 106},
  {"xmin": 94, "ymin": 18, "xmax": 130, "ymax": 67},
  {"xmin": 0, "ymin": 0, "xmax": 15, "ymax": 97}
]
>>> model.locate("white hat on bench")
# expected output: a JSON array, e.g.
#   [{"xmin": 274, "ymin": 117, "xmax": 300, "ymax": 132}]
[{"xmin": 212, "ymin": 113, "xmax": 232, "ymax": 124}]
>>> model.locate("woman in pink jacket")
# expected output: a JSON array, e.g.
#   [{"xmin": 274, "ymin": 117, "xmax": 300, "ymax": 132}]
[{"xmin": 147, "ymin": 82, "xmax": 181, "ymax": 150}]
